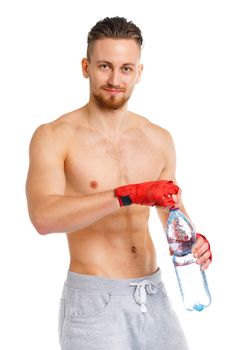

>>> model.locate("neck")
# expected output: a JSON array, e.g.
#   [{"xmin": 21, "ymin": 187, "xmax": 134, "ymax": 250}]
[{"xmin": 84, "ymin": 98, "xmax": 129, "ymax": 140}]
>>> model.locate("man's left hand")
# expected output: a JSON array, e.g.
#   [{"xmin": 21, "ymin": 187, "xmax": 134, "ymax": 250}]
[{"xmin": 192, "ymin": 233, "xmax": 212, "ymax": 271}]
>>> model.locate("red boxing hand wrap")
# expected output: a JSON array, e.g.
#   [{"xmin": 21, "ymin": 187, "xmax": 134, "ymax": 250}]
[
  {"xmin": 115, "ymin": 180, "xmax": 179, "ymax": 207},
  {"xmin": 196, "ymin": 233, "xmax": 212, "ymax": 263}
]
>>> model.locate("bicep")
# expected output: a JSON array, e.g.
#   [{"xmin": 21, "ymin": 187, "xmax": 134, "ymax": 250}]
[
  {"xmin": 156, "ymin": 130, "xmax": 180, "ymax": 226},
  {"xmin": 25, "ymin": 125, "xmax": 66, "ymax": 211},
  {"xmin": 155, "ymin": 130, "xmax": 191, "ymax": 224},
  {"xmin": 158, "ymin": 130, "xmax": 177, "ymax": 183}
]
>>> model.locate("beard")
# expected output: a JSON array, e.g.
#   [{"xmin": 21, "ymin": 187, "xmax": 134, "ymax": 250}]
[{"xmin": 92, "ymin": 85, "xmax": 131, "ymax": 110}]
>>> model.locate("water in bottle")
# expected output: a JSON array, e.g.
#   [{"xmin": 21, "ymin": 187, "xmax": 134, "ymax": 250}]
[{"xmin": 166, "ymin": 208, "xmax": 211, "ymax": 311}]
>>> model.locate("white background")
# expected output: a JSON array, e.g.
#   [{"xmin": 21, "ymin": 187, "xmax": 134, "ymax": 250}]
[{"xmin": 1, "ymin": 1, "xmax": 237, "ymax": 349}]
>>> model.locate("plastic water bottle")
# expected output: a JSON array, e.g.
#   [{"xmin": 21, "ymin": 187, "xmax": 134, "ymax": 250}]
[{"xmin": 166, "ymin": 208, "xmax": 211, "ymax": 311}]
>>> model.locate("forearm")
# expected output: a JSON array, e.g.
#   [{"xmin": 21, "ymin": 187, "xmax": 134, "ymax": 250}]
[{"xmin": 30, "ymin": 190, "xmax": 120, "ymax": 234}]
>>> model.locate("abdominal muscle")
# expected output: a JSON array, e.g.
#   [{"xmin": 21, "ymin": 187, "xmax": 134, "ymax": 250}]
[{"xmin": 67, "ymin": 206, "xmax": 158, "ymax": 279}]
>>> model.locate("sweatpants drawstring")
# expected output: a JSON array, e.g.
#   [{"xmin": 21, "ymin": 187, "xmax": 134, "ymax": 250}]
[{"xmin": 130, "ymin": 280, "xmax": 158, "ymax": 313}]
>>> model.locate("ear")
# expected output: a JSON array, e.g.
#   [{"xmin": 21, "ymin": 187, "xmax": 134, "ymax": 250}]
[
  {"xmin": 136, "ymin": 64, "xmax": 143, "ymax": 84},
  {"xmin": 82, "ymin": 58, "xmax": 90, "ymax": 78}
]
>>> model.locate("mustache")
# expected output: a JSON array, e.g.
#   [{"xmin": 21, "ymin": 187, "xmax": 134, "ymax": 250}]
[{"xmin": 101, "ymin": 84, "xmax": 126, "ymax": 92}]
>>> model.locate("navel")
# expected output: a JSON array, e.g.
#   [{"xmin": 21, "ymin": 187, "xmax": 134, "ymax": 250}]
[
  {"xmin": 89, "ymin": 180, "xmax": 98, "ymax": 189},
  {"xmin": 131, "ymin": 246, "xmax": 137, "ymax": 254}
]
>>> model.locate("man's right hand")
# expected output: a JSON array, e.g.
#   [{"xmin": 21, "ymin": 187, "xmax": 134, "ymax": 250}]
[{"xmin": 114, "ymin": 180, "xmax": 180, "ymax": 207}]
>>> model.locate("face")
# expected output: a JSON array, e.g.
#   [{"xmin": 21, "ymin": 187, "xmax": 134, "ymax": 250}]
[{"xmin": 82, "ymin": 38, "xmax": 143, "ymax": 110}]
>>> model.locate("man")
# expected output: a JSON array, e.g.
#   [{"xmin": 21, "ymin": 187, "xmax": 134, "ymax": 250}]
[{"xmin": 26, "ymin": 17, "xmax": 212, "ymax": 350}]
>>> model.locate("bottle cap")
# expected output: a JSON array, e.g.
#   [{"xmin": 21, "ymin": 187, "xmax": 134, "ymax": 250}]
[{"xmin": 170, "ymin": 206, "xmax": 179, "ymax": 211}]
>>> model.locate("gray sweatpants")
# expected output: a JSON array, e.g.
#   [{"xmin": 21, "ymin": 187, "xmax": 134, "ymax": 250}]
[{"xmin": 58, "ymin": 269, "xmax": 189, "ymax": 350}]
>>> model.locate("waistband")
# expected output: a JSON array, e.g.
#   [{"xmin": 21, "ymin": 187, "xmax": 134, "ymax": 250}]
[{"xmin": 64, "ymin": 268, "xmax": 162, "ymax": 294}]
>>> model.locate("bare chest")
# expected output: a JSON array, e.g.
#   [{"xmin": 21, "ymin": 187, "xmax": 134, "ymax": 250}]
[{"xmin": 64, "ymin": 128, "xmax": 164, "ymax": 195}]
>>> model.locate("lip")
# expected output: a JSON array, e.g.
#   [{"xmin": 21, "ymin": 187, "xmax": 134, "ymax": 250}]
[{"xmin": 103, "ymin": 88, "xmax": 123, "ymax": 95}]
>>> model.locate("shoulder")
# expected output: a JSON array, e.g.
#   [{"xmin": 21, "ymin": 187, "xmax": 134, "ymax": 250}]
[
  {"xmin": 30, "ymin": 109, "xmax": 81, "ymax": 146},
  {"xmin": 129, "ymin": 112, "xmax": 174, "ymax": 147},
  {"xmin": 29, "ymin": 111, "xmax": 81, "ymax": 159}
]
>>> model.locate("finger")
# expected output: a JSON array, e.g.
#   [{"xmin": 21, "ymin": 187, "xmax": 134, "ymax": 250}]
[
  {"xmin": 172, "ymin": 194, "xmax": 179, "ymax": 207},
  {"xmin": 164, "ymin": 197, "xmax": 176, "ymax": 208},
  {"xmin": 164, "ymin": 183, "xmax": 180, "ymax": 197},
  {"xmin": 172, "ymin": 184, "xmax": 180, "ymax": 194},
  {"xmin": 192, "ymin": 236, "xmax": 204, "ymax": 255},
  {"xmin": 196, "ymin": 250, "xmax": 211, "ymax": 265},
  {"xmin": 167, "ymin": 184, "xmax": 180, "ymax": 195},
  {"xmin": 193, "ymin": 241, "xmax": 209, "ymax": 258},
  {"xmin": 201, "ymin": 258, "xmax": 211, "ymax": 271}
]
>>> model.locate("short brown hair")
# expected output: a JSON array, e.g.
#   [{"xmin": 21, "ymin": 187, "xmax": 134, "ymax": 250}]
[{"xmin": 87, "ymin": 16, "xmax": 143, "ymax": 60}]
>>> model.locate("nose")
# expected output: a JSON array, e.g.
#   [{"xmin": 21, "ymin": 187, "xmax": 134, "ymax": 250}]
[{"xmin": 108, "ymin": 69, "xmax": 121, "ymax": 88}]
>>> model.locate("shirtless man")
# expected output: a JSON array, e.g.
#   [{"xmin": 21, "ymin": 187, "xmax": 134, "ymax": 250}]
[{"xmin": 26, "ymin": 17, "xmax": 212, "ymax": 350}]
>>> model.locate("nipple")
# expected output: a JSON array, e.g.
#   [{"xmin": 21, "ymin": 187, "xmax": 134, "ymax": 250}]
[{"xmin": 90, "ymin": 180, "xmax": 98, "ymax": 189}]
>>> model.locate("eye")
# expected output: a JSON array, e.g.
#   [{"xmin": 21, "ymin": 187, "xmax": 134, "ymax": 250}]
[
  {"xmin": 99, "ymin": 64, "xmax": 110, "ymax": 70},
  {"xmin": 122, "ymin": 66, "xmax": 132, "ymax": 73}
]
